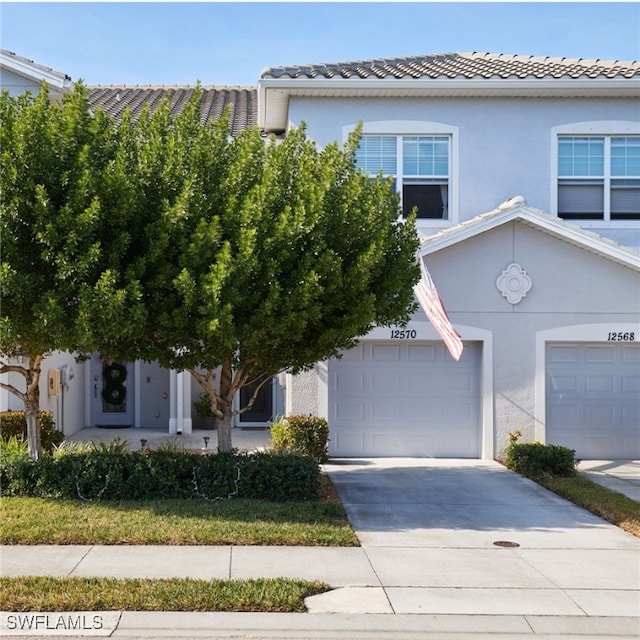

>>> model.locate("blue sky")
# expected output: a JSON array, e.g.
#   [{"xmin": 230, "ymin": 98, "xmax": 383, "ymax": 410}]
[{"xmin": 1, "ymin": 2, "xmax": 639, "ymax": 86}]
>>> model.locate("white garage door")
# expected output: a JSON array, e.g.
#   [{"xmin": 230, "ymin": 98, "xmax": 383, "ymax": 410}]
[
  {"xmin": 546, "ymin": 342, "xmax": 640, "ymax": 459},
  {"xmin": 328, "ymin": 341, "xmax": 481, "ymax": 457}
]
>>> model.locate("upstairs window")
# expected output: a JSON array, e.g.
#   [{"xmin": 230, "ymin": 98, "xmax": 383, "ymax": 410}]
[
  {"xmin": 558, "ymin": 136, "xmax": 640, "ymax": 220},
  {"xmin": 356, "ymin": 135, "xmax": 451, "ymax": 219}
]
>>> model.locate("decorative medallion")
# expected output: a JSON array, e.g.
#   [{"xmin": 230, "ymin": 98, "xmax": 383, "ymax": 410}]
[{"xmin": 496, "ymin": 263, "xmax": 532, "ymax": 304}]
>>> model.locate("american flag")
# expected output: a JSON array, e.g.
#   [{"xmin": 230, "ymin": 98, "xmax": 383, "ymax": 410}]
[{"xmin": 413, "ymin": 259, "xmax": 463, "ymax": 361}]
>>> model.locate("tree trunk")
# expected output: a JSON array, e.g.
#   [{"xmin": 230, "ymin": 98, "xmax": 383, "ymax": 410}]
[
  {"xmin": 25, "ymin": 355, "xmax": 43, "ymax": 462},
  {"xmin": 216, "ymin": 409, "xmax": 233, "ymax": 453},
  {"xmin": 189, "ymin": 362, "xmax": 238, "ymax": 453},
  {"xmin": 216, "ymin": 361, "xmax": 235, "ymax": 453}
]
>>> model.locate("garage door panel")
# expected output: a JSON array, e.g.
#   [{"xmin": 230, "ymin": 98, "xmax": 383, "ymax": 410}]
[
  {"xmin": 407, "ymin": 344, "xmax": 437, "ymax": 361},
  {"xmin": 622, "ymin": 376, "xmax": 640, "ymax": 393},
  {"xmin": 334, "ymin": 432, "xmax": 365, "ymax": 452},
  {"xmin": 546, "ymin": 342, "xmax": 640, "ymax": 459},
  {"xmin": 340, "ymin": 345, "xmax": 366, "ymax": 361},
  {"xmin": 585, "ymin": 375, "xmax": 614, "ymax": 393},
  {"xmin": 548, "ymin": 345, "xmax": 579, "ymax": 363},
  {"xmin": 584, "ymin": 404, "xmax": 616, "ymax": 426},
  {"xmin": 372, "ymin": 371, "xmax": 402, "ymax": 391},
  {"xmin": 622, "ymin": 404, "xmax": 640, "ymax": 423},
  {"xmin": 371, "ymin": 344, "xmax": 402, "ymax": 360},
  {"xmin": 329, "ymin": 341, "xmax": 481, "ymax": 457},
  {"xmin": 333, "ymin": 400, "xmax": 366, "ymax": 421},
  {"xmin": 585, "ymin": 346, "xmax": 614, "ymax": 364},
  {"xmin": 549, "ymin": 375, "xmax": 577, "ymax": 392},
  {"xmin": 333, "ymin": 371, "xmax": 365, "ymax": 393}
]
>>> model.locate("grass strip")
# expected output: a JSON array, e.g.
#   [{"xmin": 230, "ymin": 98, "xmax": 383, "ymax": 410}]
[
  {"xmin": 0, "ymin": 497, "xmax": 359, "ymax": 546},
  {"xmin": 540, "ymin": 476, "xmax": 640, "ymax": 537},
  {"xmin": 0, "ymin": 576, "xmax": 330, "ymax": 612}
]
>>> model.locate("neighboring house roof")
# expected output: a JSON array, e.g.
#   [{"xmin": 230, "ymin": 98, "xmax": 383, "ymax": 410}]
[
  {"xmin": 87, "ymin": 85, "xmax": 258, "ymax": 136},
  {"xmin": 0, "ymin": 48, "xmax": 73, "ymax": 98},
  {"xmin": 258, "ymin": 51, "xmax": 640, "ymax": 133},
  {"xmin": 420, "ymin": 197, "xmax": 640, "ymax": 273}
]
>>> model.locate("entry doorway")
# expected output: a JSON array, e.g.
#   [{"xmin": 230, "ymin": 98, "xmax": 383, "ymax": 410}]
[
  {"xmin": 238, "ymin": 378, "xmax": 274, "ymax": 427},
  {"xmin": 90, "ymin": 354, "xmax": 135, "ymax": 427}
]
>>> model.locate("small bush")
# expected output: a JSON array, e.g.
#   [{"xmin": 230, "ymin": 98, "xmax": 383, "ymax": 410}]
[
  {"xmin": 0, "ymin": 449, "xmax": 321, "ymax": 502},
  {"xmin": 0, "ymin": 411, "xmax": 64, "ymax": 453},
  {"xmin": 270, "ymin": 415, "xmax": 329, "ymax": 462},
  {"xmin": 504, "ymin": 431, "xmax": 578, "ymax": 480}
]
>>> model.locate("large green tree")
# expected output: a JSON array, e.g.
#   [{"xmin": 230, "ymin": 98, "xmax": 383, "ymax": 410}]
[
  {"xmin": 2, "ymin": 85, "xmax": 419, "ymax": 457},
  {"xmin": 129, "ymin": 95, "xmax": 421, "ymax": 451},
  {"xmin": 0, "ymin": 83, "xmax": 145, "ymax": 460}
]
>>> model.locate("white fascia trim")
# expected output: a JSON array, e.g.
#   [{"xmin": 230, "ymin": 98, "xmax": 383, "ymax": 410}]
[
  {"xmin": 1, "ymin": 53, "xmax": 72, "ymax": 90},
  {"xmin": 258, "ymin": 77, "xmax": 638, "ymax": 94},
  {"xmin": 534, "ymin": 323, "xmax": 640, "ymax": 445}
]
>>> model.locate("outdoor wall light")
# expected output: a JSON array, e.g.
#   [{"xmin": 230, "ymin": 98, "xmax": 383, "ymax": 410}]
[{"xmin": 203, "ymin": 436, "xmax": 210, "ymax": 450}]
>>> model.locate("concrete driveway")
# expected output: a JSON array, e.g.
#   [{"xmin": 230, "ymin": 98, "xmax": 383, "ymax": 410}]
[{"xmin": 324, "ymin": 458, "xmax": 640, "ymax": 621}]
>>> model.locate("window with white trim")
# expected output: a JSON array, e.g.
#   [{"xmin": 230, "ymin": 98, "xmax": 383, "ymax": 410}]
[
  {"xmin": 557, "ymin": 136, "xmax": 640, "ymax": 220},
  {"xmin": 356, "ymin": 135, "xmax": 451, "ymax": 219}
]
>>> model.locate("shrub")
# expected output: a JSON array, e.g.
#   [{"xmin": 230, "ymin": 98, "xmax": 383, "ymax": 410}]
[
  {"xmin": 504, "ymin": 431, "xmax": 578, "ymax": 480},
  {"xmin": 270, "ymin": 415, "xmax": 329, "ymax": 462},
  {"xmin": 0, "ymin": 449, "xmax": 321, "ymax": 502},
  {"xmin": 0, "ymin": 411, "xmax": 64, "ymax": 452}
]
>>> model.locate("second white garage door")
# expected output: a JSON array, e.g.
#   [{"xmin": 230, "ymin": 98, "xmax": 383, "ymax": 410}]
[
  {"xmin": 328, "ymin": 341, "xmax": 481, "ymax": 457},
  {"xmin": 546, "ymin": 342, "xmax": 640, "ymax": 459}
]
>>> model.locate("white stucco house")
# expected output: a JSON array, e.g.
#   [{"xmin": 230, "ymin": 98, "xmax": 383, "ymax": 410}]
[{"xmin": 2, "ymin": 50, "xmax": 639, "ymax": 460}]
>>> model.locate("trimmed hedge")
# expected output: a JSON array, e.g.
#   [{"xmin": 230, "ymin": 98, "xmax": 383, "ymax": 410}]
[
  {"xmin": 270, "ymin": 416, "xmax": 329, "ymax": 462},
  {"xmin": 0, "ymin": 449, "xmax": 321, "ymax": 502},
  {"xmin": 504, "ymin": 440, "xmax": 578, "ymax": 480},
  {"xmin": 0, "ymin": 411, "xmax": 64, "ymax": 453}
]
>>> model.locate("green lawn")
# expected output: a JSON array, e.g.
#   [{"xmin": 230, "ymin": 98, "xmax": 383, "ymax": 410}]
[
  {"xmin": 0, "ymin": 576, "xmax": 329, "ymax": 612},
  {"xmin": 0, "ymin": 496, "xmax": 359, "ymax": 546},
  {"xmin": 540, "ymin": 476, "xmax": 640, "ymax": 537}
]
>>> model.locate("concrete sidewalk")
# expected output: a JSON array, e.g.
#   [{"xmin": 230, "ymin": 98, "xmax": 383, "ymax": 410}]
[
  {"xmin": 578, "ymin": 459, "xmax": 640, "ymax": 502},
  {"xmin": 1, "ymin": 458, "xmax": 639, "ymax": 638}
]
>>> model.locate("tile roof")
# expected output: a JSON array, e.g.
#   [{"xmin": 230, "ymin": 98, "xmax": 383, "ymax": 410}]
[
  {"xmin": 87, "ymin": 86, "xmax": 258, "ymax": 136},
  {"xmin": 261, "ymin": 52, "xmax": 640, "ymax": 80}
]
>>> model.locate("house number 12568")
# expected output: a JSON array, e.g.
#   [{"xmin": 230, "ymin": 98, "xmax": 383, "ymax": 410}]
[
  {"xmin": 607, "ymin": 332, "xmax": 635, "ymax": 341},
  {"xmin": 390, "ymin": 329, "xmax": 417, "ymax": 339}
]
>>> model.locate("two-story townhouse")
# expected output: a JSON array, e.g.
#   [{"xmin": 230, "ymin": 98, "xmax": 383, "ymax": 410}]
[
  {"xmin": 2, "ymin": 50, "xmax": 639, "ymax": 460},
  {"xmin": 259, "ymin": 53, "xmax": 640, "ymax": 460}
]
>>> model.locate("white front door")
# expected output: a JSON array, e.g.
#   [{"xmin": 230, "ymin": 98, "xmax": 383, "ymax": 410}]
[{"xmin": 90, "ymin": 354, "xmax": 135, "ymax": 427}]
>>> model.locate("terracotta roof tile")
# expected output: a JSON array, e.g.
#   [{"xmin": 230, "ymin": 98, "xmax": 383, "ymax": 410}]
[
  {"xmin": 87, "ymin": 86, "xmax": 257, "ymax": 135},
  {"xmin": 261, "ymin": 52, "xmax": 640, "ymax": 80}
]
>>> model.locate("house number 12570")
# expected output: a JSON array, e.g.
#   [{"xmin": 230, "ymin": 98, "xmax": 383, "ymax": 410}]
[{"xmin": 390, "ymin": 329, "xmax": 417, "ymax": 339}]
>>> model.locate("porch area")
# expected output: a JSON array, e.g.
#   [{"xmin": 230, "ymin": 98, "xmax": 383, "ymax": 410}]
[{"xmin": 63, "ymin": 426, "xmax": 272, "ymax": 453}]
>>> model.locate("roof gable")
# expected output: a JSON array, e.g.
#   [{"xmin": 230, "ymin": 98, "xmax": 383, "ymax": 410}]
[
  {"xmin": 0, "ymin": 49, "xmax": 72, "ymax": 97},
  {"xmin": 420, "ymin": 197, "xmax": 640, "ymax": 273}
]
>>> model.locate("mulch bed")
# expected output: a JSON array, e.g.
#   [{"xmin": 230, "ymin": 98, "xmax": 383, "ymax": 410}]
[{"xmin": 320, "ymin": 474, "xmax": 341, "ymax": 504}]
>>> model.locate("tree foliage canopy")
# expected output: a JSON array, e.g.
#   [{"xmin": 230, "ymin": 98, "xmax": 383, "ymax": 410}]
[{"xmin": 1, "ymin": 83, "xmax": 420, "ymax": 453}]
